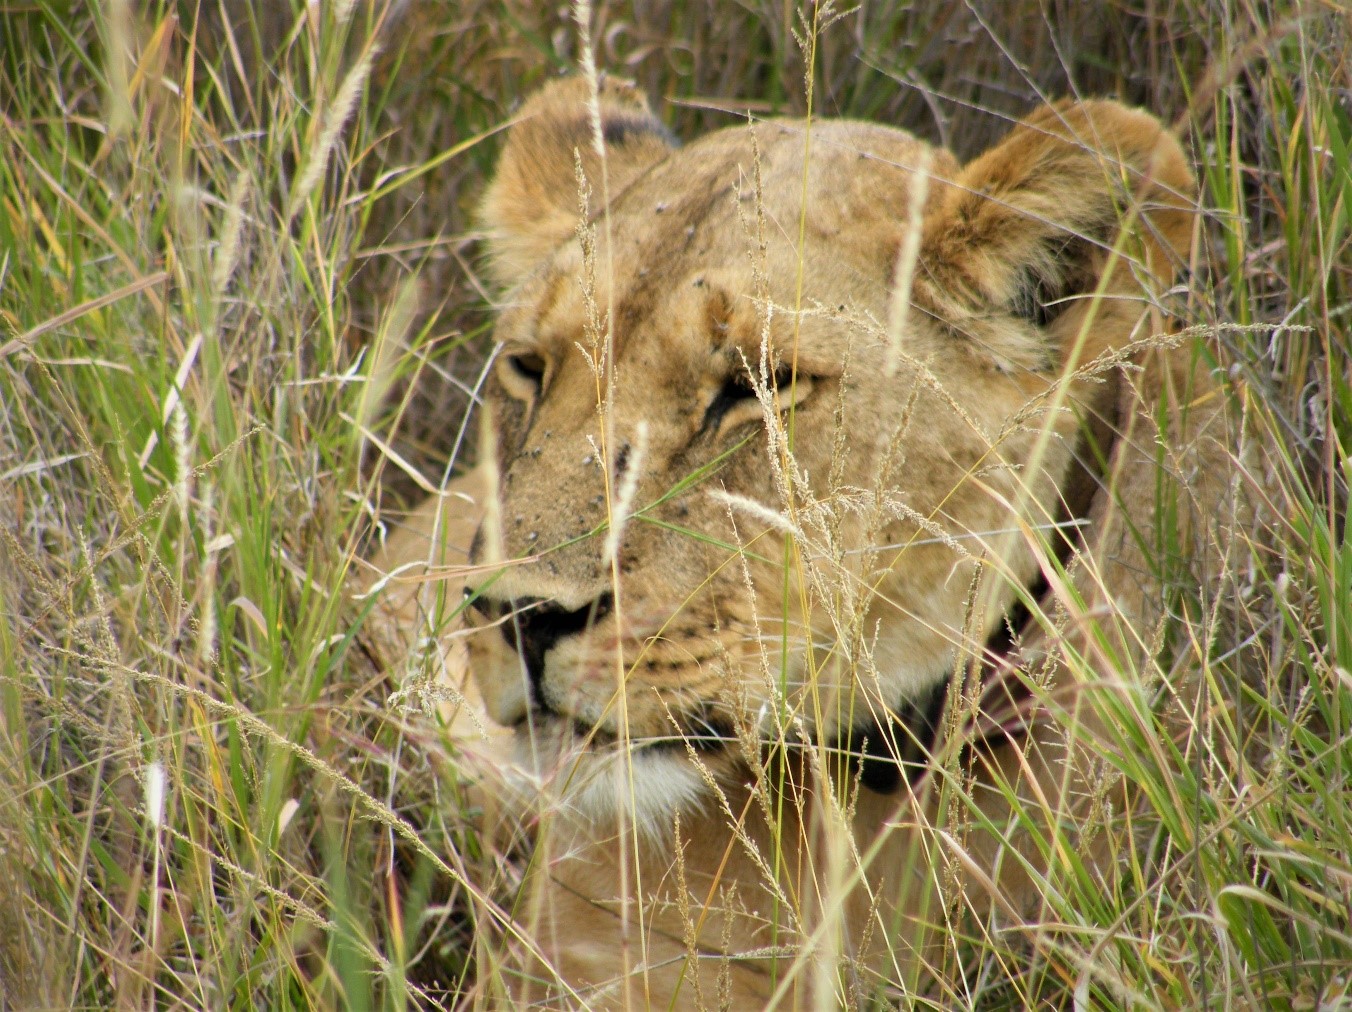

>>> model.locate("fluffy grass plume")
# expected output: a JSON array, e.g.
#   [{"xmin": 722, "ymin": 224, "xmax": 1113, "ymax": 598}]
[{"xmin": 1, "ymin": 1, "xmax": 1348, "ymax": 1008}]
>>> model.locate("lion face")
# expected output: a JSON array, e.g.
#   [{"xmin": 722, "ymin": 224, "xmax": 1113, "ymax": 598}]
[{"xmin": 465, "ymin": 78, "xmax": 1194, "ymax": 823}]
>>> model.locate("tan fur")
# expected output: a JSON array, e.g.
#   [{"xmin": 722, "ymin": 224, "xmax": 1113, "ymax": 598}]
[
  {"xmin": 369, "ymin": 80, "xmax": 1239, "ymax": 1007},
  {"xmin": 479, "ymin": 76, "xmax": 676, "ymax": 289}
]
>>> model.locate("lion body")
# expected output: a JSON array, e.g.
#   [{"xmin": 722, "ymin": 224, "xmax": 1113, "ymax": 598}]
[{"xmin": 370, "ymin": 77, "xmax": 1239, "ymax": 1007}]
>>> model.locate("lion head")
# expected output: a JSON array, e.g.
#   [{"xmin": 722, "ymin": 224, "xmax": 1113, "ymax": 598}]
[{"xmin": 461, "ymin": 75, "xmax": 1197, "ymax": 831}]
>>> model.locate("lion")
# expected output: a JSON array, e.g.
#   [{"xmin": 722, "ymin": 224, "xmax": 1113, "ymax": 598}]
[{"xmin": 369, "ymin": 76, "xmax": 1240, "ymax": 1007}]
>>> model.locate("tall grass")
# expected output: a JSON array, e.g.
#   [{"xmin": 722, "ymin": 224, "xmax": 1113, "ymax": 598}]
[{"xmin": 1, "ymin": 1, "xmax": 1348, "ymax": 1008}]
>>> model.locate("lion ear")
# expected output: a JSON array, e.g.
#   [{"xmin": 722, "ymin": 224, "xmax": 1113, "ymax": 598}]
[
  {"xmin": 918, "ymin": 100, "xmax": 1195, "ymax": 354},
  {"xmin": 479, "ymin": 76, "xmax": 675, "ymax": 287}
]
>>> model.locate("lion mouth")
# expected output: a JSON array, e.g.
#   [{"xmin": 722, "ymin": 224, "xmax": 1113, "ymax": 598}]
[
  {"xmin": 516, "ymin": 700, "xmax": 735, "ymax": 757},
  {"xmin": 473, "ymin": 587, "xmax": 743, "ymax": 754},
  {"xmin": 504, "ymin": 592, "xmax": 615, "ymax": 711},
  {"xmin": 467, "ymin": 587, "xmax": 615, "ymax": 707},
  {"xmin": 500, "ymin": 592, "xmax": 1038, "ymax": 789}
]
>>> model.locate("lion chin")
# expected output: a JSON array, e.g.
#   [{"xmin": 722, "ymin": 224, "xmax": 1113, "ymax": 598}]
[
  {"xmin": 510, "ymin": 722, "xmax": 713, "ymax": 834},
  {"xmin": 368, "ymin": 74, "xmax": 1241, "ymax": 1008}
]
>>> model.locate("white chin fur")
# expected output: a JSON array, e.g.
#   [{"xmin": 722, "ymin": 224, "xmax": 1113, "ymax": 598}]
[{"xmin": 509, "ymin": 731, "xmax": 710, "ymax": 838}]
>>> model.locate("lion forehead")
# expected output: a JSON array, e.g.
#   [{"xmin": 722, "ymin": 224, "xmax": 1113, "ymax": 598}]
[{"xmin": 506, "ymin": 119, "xmax": 956, "ymax": 374}]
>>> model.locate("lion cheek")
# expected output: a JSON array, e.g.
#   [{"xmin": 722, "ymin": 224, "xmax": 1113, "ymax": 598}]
[{"xmin": 466, "ymin": 633, "xmax": 533, "ymax": 729}]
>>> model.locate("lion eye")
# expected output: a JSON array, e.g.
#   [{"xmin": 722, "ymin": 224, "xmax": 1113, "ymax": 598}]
[
  {"xmin": 498, "ymin": 350, "xmax": 548, "ymax": 399},
  {"xmin": 508, "ymin": 352, "xmax": 546, "ymax": 385},
  {"xmin": 723, "ymin": 364, "xmax": 792, "ymax": 401},
  {"xmin": 702, "ymin": 364, "xmax": 804, "ymax": 435}
]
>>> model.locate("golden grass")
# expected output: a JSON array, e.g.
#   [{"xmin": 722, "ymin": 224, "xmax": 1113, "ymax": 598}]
[{"xmin": 1, "ymin": 1, "xmax": 1348, "ymax": 1007}]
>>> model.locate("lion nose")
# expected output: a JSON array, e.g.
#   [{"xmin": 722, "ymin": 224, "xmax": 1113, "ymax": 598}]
[{"xmin": 464, "ymin": 589, "xmax": 614, "ymax": 708}]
